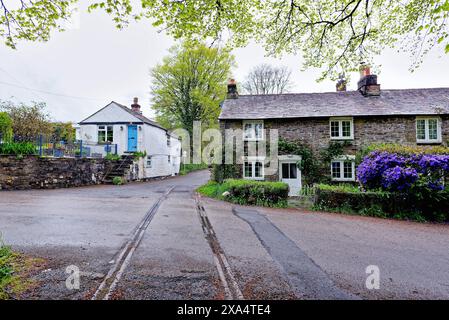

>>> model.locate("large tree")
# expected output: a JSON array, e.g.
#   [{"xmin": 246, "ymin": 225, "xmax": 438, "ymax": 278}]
[
  {"xmin": 0, "ymin": 101, "xmax": 52, "ymax": 140},
  {"xmin": 242, "ymin": 64, "xmax": 293, "ymax": 94},
  {"xmin": 151, "ymin": 42, "xmax": 235, "ymax": 133},
  {"xmin": 2, "ymin": 1, "xmax": 449, "ymax": 80}
]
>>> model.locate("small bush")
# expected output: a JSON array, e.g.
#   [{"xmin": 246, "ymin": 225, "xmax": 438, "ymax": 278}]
[
  {"xmin": 314, "ymin": 185, "xmax": 449, "ymax": 222},
  {"xmin": 198, "ymin": 179, "xmax": 289, "ymax": 208},
  {"xmin": 112, "ymin": 176, "xmax": 124, "ymax": 185},
  {"xmin": 0, "ymin": 142, "xmax": 36, "ymax": 155},
  {"xmin": 105, "ymin": 153, "xmax": 121, "ymax": 161}
]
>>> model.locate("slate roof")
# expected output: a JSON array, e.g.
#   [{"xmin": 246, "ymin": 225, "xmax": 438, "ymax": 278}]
[
  {"xmin": 219, "ymin": 88, "xmax": 449, "ymax": 120},
  {"xmin": 80, "ymin": 101, "xmax": 166, "ymax": 130}
]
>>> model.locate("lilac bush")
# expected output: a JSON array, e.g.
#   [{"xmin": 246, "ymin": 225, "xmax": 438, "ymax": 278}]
[{"xmin": 357, "ymin": 151, "xmax": 449, "ymax": 192}]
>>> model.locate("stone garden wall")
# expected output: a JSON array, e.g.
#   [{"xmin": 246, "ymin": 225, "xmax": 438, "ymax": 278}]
[{"xmin": 0, "ymin": 155, "xmax": 115, "ymax": 190}]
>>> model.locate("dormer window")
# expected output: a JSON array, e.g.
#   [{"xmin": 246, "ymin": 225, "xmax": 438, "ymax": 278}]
[
  {"xmin": 416, "ymin": 117, "xmax": 441, "ymax": 144},
  {"xmin": 243, "ymin": 120, "xmax": 264, "ymax": 141},
  {"xmin": 330, "ymin": 117, "xmax": 354, "ymax": 140}
]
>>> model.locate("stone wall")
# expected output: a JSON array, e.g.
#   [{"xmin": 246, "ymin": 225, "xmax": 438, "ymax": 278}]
[
  {"xmin": 220, "ymin": 115, "xmax": 449, "ymax": 180},
  {"xmin": 0, "ymin": 156, "xmax": 115, "ymax": 190}
]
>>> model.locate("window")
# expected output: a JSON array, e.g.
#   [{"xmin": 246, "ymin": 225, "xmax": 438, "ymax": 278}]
[
  {"xmin": 98, "ymin": 125, "xmax": 113, "ymax": 143},
  {"xmin": 416, "ymin": 117, "xmax": 441, "ymax": 143},
  {"xmin": 167, "ymin": 134, "xmax": 171, "ymax": 147},
  {"xmin": 146, "ymin": 156, "xmax": 152, "ymax": 168},
  {"xmin": 243, "ymin": 121, "xmax": 264, "ymax": 141},
  {"xmin": 243, "ymin": 158, "xmax": 264, "ymax": 180},
  {"xmin": 281, "ymin": 163, "xmax": 297, "ymax": 179},
  {"xmin": 329, "ymin": 118, "xmax": 354, "ymax": 140},
  {"xmin": 331, "ymin": 156, "xmax": 355, "ymax": 181},
  {"xmin": 168, "ymin": 155, "xmax": 171, "ymax": 164}
]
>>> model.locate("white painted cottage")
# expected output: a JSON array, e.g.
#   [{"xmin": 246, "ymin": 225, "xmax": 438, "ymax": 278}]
[{"xmin": 78, "ymin": 98, "xmax": 181, "ymax": 178}]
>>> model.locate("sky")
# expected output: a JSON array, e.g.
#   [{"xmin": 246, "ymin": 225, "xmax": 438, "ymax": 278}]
[{"xmin": 1, "ymin": 3, "xmax": 449, "ymax": 123}]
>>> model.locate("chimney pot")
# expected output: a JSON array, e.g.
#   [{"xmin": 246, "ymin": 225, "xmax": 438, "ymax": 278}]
[
  {"xmin": 131, "ymin": 97, "xmax": 142, "ymax": 114},
  {"xmin": 357, "ymin": 65, "xmax": 380, "ymax": 97},
  {"xmin": 227, "ymin": 79, "xmax": 238, "ymax": 99}
]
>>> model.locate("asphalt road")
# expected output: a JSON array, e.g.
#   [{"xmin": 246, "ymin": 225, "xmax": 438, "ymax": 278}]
[{"xmin": 0, "ymin": 170, "xmax": 448, "ymax": 299}]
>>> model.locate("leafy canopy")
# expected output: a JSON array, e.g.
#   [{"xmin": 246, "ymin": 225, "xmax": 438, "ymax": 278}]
[{"xmin": 2, "ymin": 1, "xmax": 449, "ymax": 80}]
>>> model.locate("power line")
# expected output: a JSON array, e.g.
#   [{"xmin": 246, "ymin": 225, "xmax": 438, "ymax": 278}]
[{"xmin": 0, "ymin": 79, "xmax": 106, "ymax": 101}]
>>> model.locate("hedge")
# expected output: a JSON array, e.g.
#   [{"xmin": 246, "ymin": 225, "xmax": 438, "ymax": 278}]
[
  {"xmin": 197, "ymin": 179, "xmax": 289, "ymax": 208},
  {"xmin": 315, "ymin": 186, "xmax": 449, "ymax": 222}
]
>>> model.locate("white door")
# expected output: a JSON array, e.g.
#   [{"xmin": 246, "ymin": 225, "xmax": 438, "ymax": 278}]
[{"xmin": 280, "ymin": 161, "xmax": 302, "ymax": 196}]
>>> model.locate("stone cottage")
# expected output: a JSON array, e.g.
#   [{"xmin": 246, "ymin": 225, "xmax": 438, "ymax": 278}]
[{"xmin": 218, "ymin": 69, "xmax": 449, "ymax": 195}]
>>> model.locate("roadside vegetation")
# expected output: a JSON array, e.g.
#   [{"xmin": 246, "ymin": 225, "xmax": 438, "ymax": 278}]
[
  {"xmin": 197, "ymin": 179, "xmax": 289, "ymax": 208},
  {"xmin": 0, "ymin": 240, "xmax": 44, "ymax": 300},
  {"xmin": 180, "ymin": 163, "xmax": 209, "ymax": 176},
  {"xmin": 314, "ymin": 144, "xmax": 449, "ymax": 222}
]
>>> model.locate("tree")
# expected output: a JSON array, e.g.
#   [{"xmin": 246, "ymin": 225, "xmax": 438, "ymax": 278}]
[
  {"xmin": 3, "ymin": 1, "xmax": 449, "ymax": 80},
  {"xmin": 0, "ymin": 0, "xmax": 75, "ymax": 49},
  {"xmin": 151, "ymin": 42, "xmax": 235, "ymax": 135},
  {"xmin": 91, "ymin": 0, "xmax": 449, "ymax": 80},
  {"xmin": 242, "ymin": 64, "xmax": 293, "ymax": 95},
  {"xmin": 51, "ymin": 122, "xmax": 75, "ymax": 142},
  {"xmin": 0, "ymin": 101, "xmax": 52, "ymax": 140},
  {"xmin": 0, "ymin": 112, "xmax": 13, "ymax": 142}
]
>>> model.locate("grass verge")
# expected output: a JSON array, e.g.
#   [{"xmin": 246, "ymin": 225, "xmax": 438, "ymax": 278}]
[{"xmin": 0, "ymin": 241, "xmax": 45, "ymax": 300}]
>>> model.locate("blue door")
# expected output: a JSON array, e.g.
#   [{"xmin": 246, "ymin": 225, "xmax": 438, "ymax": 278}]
[{"xmin": 127, "ymin": 125, "xmax": 138, "ymax": 152}]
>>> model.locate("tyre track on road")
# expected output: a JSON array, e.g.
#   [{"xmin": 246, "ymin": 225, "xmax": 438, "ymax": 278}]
[
  {"xmin": 195, "ymin": 194, "xmax": 244, "ymax": 300},
  {"xmin": 91, "ymin": 186, "xmax": 174, "ymax": 300}
]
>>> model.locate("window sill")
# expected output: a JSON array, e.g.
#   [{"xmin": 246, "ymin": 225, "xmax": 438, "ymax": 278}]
[
  {"xmin": 332, "ymin": 178, "xmax": 356, "ymax": 182},
  {"xmin": 243, "ymin": 138, "xmax": 265, "ymax": 142},
  {"xmin": 416, "ymin": 140, "xmax": 442, "ymax": 145},
  {"xmin": 243, "ymin": 177, "xmax": 264, "ymax": 181},
  {"xmin": 330, "ymin": 137, "xmax": 354, "ymax": 141}
]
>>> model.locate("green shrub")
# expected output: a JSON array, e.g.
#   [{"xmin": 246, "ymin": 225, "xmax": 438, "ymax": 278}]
[
  {"xmin": 314, "ymin": 185, "xmax": 449, "ymax": 222},
  {"xmin": 0, "ymin": 142, "xmax": 36, "ymax": 155},
  {"xmin": 211, "ymin": 164, "xmax": 240, "ymax": 183},
  {"xmin": 112, "ymin": 176, "xmax": 124, "ymax": 185},
  {"xmin": 0, "ymin": 112, "xmax": 13, "ymax": 142},
  {"xmin": 133, "ymin": 151, "xmax": 147, "ymax": 159},
  {"xmin": 198, "ymin": 179, "xmax": 289, "ymax": 208},
  {"xmin": 105, "ymin": 153, "xmax": 121, "ymax": 161}
]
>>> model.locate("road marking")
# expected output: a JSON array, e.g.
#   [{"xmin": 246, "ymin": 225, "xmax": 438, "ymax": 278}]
[
  {"xmin": 91, "ymin": 186, "xmax": 174, "ymax": 300},
  {"xmin": 195, "ymin": 194, "xmax": 244, "ymax": 300}
]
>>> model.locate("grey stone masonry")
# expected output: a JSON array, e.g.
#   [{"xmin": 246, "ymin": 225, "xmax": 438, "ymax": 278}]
[{"xmin": 0, "ymin": 156, "xmax": 116, "ymax": 190}]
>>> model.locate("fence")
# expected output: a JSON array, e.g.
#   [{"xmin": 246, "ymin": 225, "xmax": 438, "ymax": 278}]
[{"xmin": 0, "ymin": 134, "xmax": 118, "ymax": 158}]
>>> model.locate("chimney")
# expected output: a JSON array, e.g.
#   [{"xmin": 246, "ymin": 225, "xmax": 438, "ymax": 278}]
[
  {"xmin": 357, "ymin": 64, "xmax": 380, "ymax": 96},
  {"xmin": 336, "ymin": 73, "xmax": 347, "ymax": 92},
  {"xmin": 131, "ymin": 97, "xmax": 142, "ymax": 114},
  {"xmin": 227, "ymin": 79, "xmax": 238, "ymax": 99}
]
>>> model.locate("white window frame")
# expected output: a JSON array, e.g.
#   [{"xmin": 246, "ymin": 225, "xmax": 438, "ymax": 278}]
[
  {"xmin": 146, "ymin": 156, "xmax": 152, "ymax": 168},
  {"xmin": 329, "ymin": 117, "xmax": 354, "ymax": 140},
  {"xmin": 98, "ymin": 125, "xmax": 113, "ymax": 143},
  {"xmin": 331, "ymin": 155, "xmax": 356, "ymax": 182},
  {"xmin": 243, "ymin": 156, "xmax": 265, "ymax": 180},
  {"xmin": 415, "ymin": 117, "xmax": 442, "ymax": 144},
  {"xmin": 243, "ymin": 120, "xmax": 264, "ymax": 141}
]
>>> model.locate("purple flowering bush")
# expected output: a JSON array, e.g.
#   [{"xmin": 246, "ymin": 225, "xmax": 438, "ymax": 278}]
[{"xmin": 357, "ymin": 151, "xmax": 449, "ymax": 192}]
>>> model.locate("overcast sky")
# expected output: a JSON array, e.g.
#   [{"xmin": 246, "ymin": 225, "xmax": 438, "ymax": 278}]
[{"xmin": 1, "ymin": 3, "xmax": 449, "ymax": 123}]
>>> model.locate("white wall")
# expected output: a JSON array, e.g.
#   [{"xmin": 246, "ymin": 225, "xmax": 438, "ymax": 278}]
[{"xmin": 78, "ymin": 101, "xmax": 181, "ymax": 178}]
